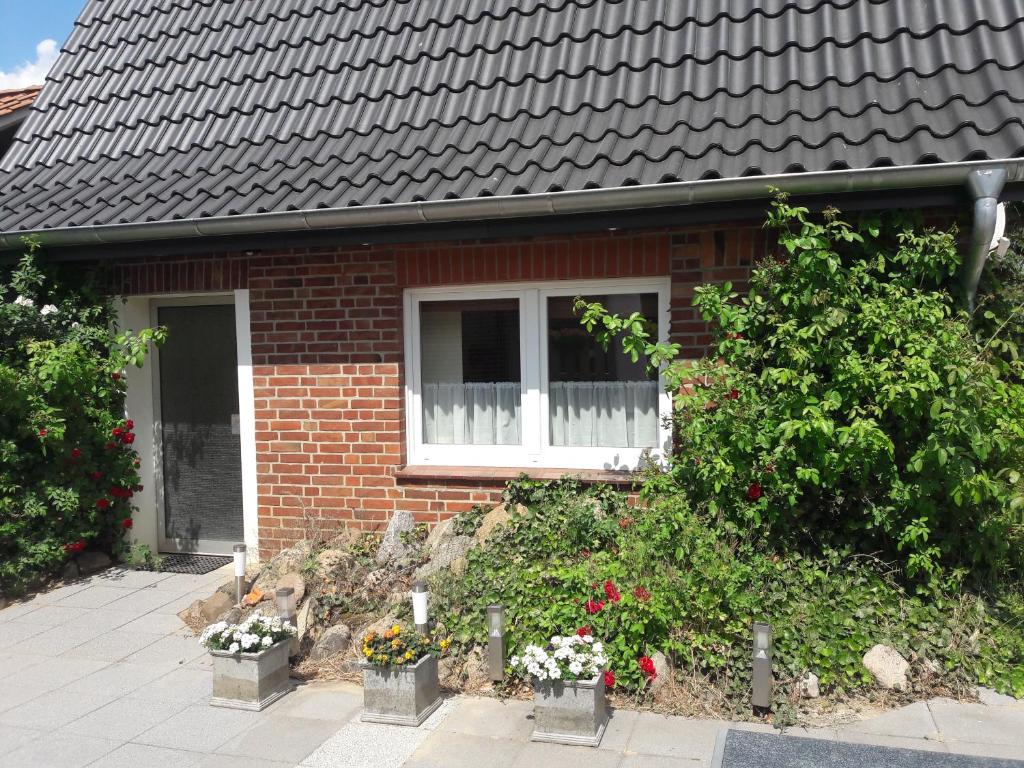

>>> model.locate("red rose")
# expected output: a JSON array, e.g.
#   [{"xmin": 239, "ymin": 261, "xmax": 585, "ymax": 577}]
[
  {"xmin": 639, "ymin": 656, "xmax": 657, "ymax": 679},
  {"xmin": 125, "ymin": 419, "xmax": 134, "ymax": 430},
  {"xmin": 122, "ymin": 433, "xmax": 135, "ymax": 444},
  {"xmin": 604, "ymin": 580, "xmax": 621, "ymax": 603},
  {"xmin": 579, "ymin": 549, "xmax": 590, "ymax": 559},
  {"xmin": 747, "ymin": 483, "xmax": 763, "ymax": 501},
  {"xmin": 576, "ymin": 626, "xmax": 591, "ymax": 637},
  {"xmin": 584, "ymin": 599, "xmax": 605, "ymax": 615},
  {"xmin": 64, "ymin": 540, "xmax": 86, "ymax": 554},
  {"xmin": 728, "ymin": 389, "xmax": 740, "ymax": 400},
  {"xmin": 70, "ymin": 448, "xmax": 81, "ymax": 459},
  {"xmin": 105, "ymin": 442, "xmax": 116, "ymax": 450},
  {"xmin": 121, "ymin": 518, "xmax": 133, "ymax": 530},
  {"xmin": 38, "ymin": 428, "xmax": 47, "ymax": 437},
  {"xmin": 111, "ymin": 372, "xmax": 121, "ymax": 380},
  {"xmin": 112, "ymin": 427, "xmax": 123, "ymax": 437},
  {"xmin": 604, "ymin": 670, "xmax": 616, "ymax": 688},
  {"xmin": 634, "ymin": 586, "xmax": 651, "ymax": 602},
  {"xmin": 96, "ymin": 498, "xmax": 110, "ymax": 509},
  {"xmin": 89, "ymin": 471, "xmax": 103, "ymax": 481}
]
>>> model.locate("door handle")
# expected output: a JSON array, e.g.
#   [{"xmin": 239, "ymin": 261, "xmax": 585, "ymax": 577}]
[{"xmin": 230, "ymin": 414, "xmax": 240, "ymax": 435}]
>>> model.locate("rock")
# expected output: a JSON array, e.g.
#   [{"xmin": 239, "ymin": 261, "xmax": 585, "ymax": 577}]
[
  {"xmin": 61, "ymin": 561, "xmax": 80, "ymax": 581},
  {"xmin": 315, "ymin": 548, "xmax": 355, "ymax": 581},
  {"xmin": 309, "ymin": 623, "xmax": 353, "ymax": 662},
  {"xmin": 425, "ymin": 518, "xmax": 456, "ymax": 552},
  {"xmin": 177, "ymin": 599, "xmax": 204, "ymax": 626},
  {"xmin": 200, "ymin": 591, "xmax": 235, "ymax": 623},
  {"xmin": 296, "ymin": 600, "xmax": 314, "ymax": 644},
  {"xmin": 325, "ymin": 528, "xmax": 362, "ymax": 551},
  {"xmin": 800, "ymin": 672, "xmax": 821, "ymax": 699},
  {"xmin": 438, "ymin": 655, "xmax": 462, "ymax": 688},
  {"xmin": 474, "ymin": 503, "xmax": 517, "ymax": 545},
  {"xmin": 361, "ymin": 612, "xmax": 399, "ymax": 640},
  {"xmin": 649, "ymin": 651, "xmax": 671, "ymax": 693},
  {"xmin": 450, "ymin": 556, "xmax": 468, "ymax": 576},
  {"xmin": 376, "ymin": 511, "xmax": 416, "ymax": 565},
  {"xmin": 863, "ymin": 644, "xmax": 910, "ymax": 690},
  {"xmin": 76, "ymin": 551, "xmax": 111, "ymax": 575},
  {"xmin": 253, "ymin": 540, "xmax": 314, "ymax": 593},
  {"xmin": 276, "ymin": 572, "xmax": 306, "ymax": 604},
  {"xmin": 415, "ymin": 534, "xmax": 475, "ymax": 580},
  {"xmin": 462, "ymin": 646, "xmax": 491, "ymax": 690}
]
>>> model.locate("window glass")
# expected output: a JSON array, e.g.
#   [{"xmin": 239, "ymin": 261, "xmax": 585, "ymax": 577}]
[
  {"xmin": 420, "ymin": 299, "xmax": 521, "ymax": 445},
  {"xmin": 547, "ymin": 294, "xmax": 659, "ymax": 448}
]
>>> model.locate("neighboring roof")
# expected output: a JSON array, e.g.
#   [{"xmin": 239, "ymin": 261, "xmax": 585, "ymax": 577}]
[
  {"xmin": 1, "ymin": 0, "xmax": 1024, "ymax": 247},
  {"xmin": 0, "ymin": 86, "xmax": 40, "ymax": 120}
]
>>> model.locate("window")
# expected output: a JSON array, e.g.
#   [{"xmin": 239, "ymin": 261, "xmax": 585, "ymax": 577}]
[{"xmin": 404, "ymin": 279, "xmax": 671, "ymax": 469}]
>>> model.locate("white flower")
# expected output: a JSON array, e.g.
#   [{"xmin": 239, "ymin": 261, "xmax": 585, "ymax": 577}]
[
  {"xmin": 40, "ymin": 304, "xmax": 57, "ymax": 315},
  {"xmin": 262, "ymin": 636, "xmax": 273, "ymax": 647},
  {"xmin": 569, "ymin": 661, "xmax": 583, "ymax": 675},
  {"xmin": 592, "ymin": 642, "xmax": 603, "ymax": 654},
  {"xmin": 228, "ymin": 642, "xmax": 240, "ymax": 653},
  {"xmin": 13, "ymin": 295, "xmax": 33, "ymax": 307}
]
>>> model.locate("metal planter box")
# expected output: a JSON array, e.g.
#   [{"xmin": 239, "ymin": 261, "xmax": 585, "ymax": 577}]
[
  {"xmin": 209, "ymin": 639, "xmax": 293, "ymax": 711},
  {"xmin": 361, "ymin": 654, "xmax": 442, "ymax": 726},
  {"xmin": 532, "ymin": 674, "xmax": 608, "ymax": 747}
]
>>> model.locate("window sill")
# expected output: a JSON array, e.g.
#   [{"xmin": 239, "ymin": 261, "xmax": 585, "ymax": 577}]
[{"xmin": 394, "ymin": 465, "xmax": 641, "ymax": 486}]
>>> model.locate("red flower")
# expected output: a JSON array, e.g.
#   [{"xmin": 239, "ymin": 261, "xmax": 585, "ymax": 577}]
[
  {"xmin": 577, "ymin": 626, "xmax": 591, "ymax": 637},
  {"xmin": 96, "ymin": 498, "xmax": 110, "ymax": 509},
  {"xmin": 125, "ymin": 419, "xmax": 134, "ymax": 430},
  {"xmin": 584, "ymin": 599, "xmax": 605, "ymax": 615},
  {"xmin": 728, "ymin": 389, "xmax": 740, "ymax": 400},
  {"xmin": 38, "ymin": 428, "xmax": 47, "ymax": 437},
  {"xmin": 121, "ymin": 518, "xmax": 133, "ymax": 530},
  {"xmin": 618, "ymin": 517, "xmax": 634, "ymax": 529},
  {"xmin": 122, "ymin": 433, "xmax": 135, "ymax": 444},
  {"xmin": 105, "ymin": 442, "xmax": 116, "ymax": 450},
  {"xmin": 112, "ymin": 427, "xmax": 124, "ymax": 437},
  {"xmin": 634, "ymin": 586, "xmax": 651, "ymax": 602},
  {"xmin": 70, "ymin": 448, "xmax": 81, "ymax": 459},
  {"xmin": 89, "ymin": 471, "xmax": 103, "ymax": 481},
  {"xmin": 579, "ymin": 549, "xmax": 590, "ymax": 560},
  {"xmin": 604, "ymin": 670, "xmax": 616, "ymax": 688},
  {"xmin": 639, "ymin": 656, "xmax": 657, "ymax": 679},
  {"xmin": 64, "ymin": 540, "xmax": 86, "ymax": 554},
  {"xmin": 604, "ymin": 580, "xmax": 621, "ymax": 603},
  {"xmin": 747, "ymin": 483, "xmax": 763, "ymax": 501},
  {"xmin": 111, "ymin": 372, "xmax": 121, "ymax": 380}
]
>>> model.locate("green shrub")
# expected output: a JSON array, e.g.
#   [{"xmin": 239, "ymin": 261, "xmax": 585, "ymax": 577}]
[{"xmin": 0, "ymin": 240, "xmax": 164, "ymax": 595}]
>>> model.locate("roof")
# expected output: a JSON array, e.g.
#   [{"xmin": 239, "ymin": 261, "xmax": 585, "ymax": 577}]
[
  {"xmin": 1, "ymin": 0, "xmax": 1023, "ymax": 244},
  {"xmin": 0, "ymin": 86, "xmax": 40, "ymax": 120}
]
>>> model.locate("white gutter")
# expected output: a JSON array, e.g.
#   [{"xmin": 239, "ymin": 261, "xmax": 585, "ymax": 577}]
[{"xmin": 1, "ymin": 158, "xmax": 1022, "ymax": 250}]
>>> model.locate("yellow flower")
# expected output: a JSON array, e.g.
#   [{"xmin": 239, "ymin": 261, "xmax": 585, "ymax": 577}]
[
  {"xmin": 391, "ymin": 638, "xmax": 403, "ymax": 650},
  {"xmin": 391, "ymin": 624, "xmax": 401, "ymax": 635},
  {"xmin": 404, "ymin": 650, "xmax": 413, "ymax": 660},
  {"xmin": 363, "ymin": 648, "xmax": 373, "ymax": 658},
  {"xmin": 439, "ymin": 638, "xmax": 451, "ymax": 651}
]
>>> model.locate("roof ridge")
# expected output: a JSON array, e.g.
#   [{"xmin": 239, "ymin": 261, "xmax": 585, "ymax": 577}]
[{"xmin": 16, "ymin": 22, "xmax": 1021, "ymax": 154}]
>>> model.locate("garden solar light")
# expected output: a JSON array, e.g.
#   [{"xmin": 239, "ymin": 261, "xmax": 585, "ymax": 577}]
[
  {"xmin": 411, "ymin": 580, "xmax": 429, "ymax": 635},
  {"xmin": 751, "ymin": 620, "xmax": 773, "ymax": 710},
  {"xmin": 276, "ymin": 586, "xmax": 297, "ymax": 624},
  {"xmin": 486, "ymin": 604, "xmax": 506, "ymax": 682},
  {"xmin": 233, "ymin": 543, "xmax": 247, "ymax": 604}
]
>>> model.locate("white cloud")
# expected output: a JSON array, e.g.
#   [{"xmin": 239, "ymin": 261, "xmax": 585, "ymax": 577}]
[{"xmin": 0, "ymin": 39, "xmax": 58, "ymax": 90}]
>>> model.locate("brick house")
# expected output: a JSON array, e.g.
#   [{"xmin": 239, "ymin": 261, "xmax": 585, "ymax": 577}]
[{"xmin": 1, "ymin": 1, "xmax": 1022, "ymax": 559}]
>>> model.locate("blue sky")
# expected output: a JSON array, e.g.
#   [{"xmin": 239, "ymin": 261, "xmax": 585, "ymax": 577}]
[{"xmin": 0, "ymin": 0, "xmax": 81, "ymax": 87}]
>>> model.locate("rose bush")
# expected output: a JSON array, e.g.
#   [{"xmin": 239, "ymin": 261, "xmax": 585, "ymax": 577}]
[{"xmin": 0, "ymin": 239, "xmax": 164, "ymax": 595}]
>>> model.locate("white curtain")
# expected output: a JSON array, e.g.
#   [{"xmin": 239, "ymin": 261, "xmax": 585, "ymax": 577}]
[
  {"xmin": 549, "ymin": 381, "xmax": 659, "ymax": 448},
  {"xmin": 423, "ymin": 382, "xmax": 521, "ymax": 445}
]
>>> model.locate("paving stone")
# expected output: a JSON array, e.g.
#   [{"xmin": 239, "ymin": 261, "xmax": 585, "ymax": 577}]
[
  {"xmin": 62, "ymin": 629, "xmax": 166, "ymax": 662},
  {"xmin": 976, "ymin": 687, "xmax": 1024, "ymax": 707},
  {"xmin": 61, "ymin": 696, "xmax": 189, "ymax": 741},
  {"xmin": 0, "ymin": 690, "xmax": 116, "ymax": 730},
  {"xmin": 7, "ymin": 621, "xmax": 108, "ymax": 656},
  {"xmin": 0, "ymin": 724, "xmax": 42, "ymax": 753},
  {"xmin": 598, "ymin": 706, "xmax": 639, "ymax": 753},
  {"xmin": 55, "ymin": 585, "xmax": 138, "ymax": 609},
  {"xmin": 0, "ymin": 621, "xmax": 45, "ymax": 649},
  {"xmin": 134, "ymin": 702, "xmax": 262, "ymax": 752},
  {"xmin": 152, "ymin": 590, "xmax": 216, "ymax": 615},
  {"xmin": 626, "ymin": 713, "xmax": 724, "ymax": 761},
  {"xmin": 403, "ymin": 732, "xmax": 526, "ymax": 768},
  {"xmin": 91, "ymin": 568, "xmax": 174, "ymax": 589},
  {"xmin": 302, "ymin": 719, "xmax": 442, "ymax": 768},
  {"xmin": 0, "ymin": 601, "xmax": 42, "ymax": 621},
  {"xmin": 277, "ymin": 684, "xmax": 363, "ymax": 722},
  {"xmin": 620, "ymin": 755, "xmax": 703, "ymax": 767},
  {"xmin": 122, "ymin": 632, "xmax": 207, "ymax": 669},
  {"xmin": 4, "ymin": 604, "xmax": 89, "ymax": 628},
  {"xmin": 77, "ymin": 608, "xmax": 144, "ymax": 632},
  {"xmin": 843, "ymin": 701, "xmax": 939, "ymax": 739},
  {"xmin": 834, "ymin": 730, "xmax": 949, "ymax": 753},
  {"xmin": 511, "ymin": 741, "xmax": 624, "ymax": 767},
  {"xmin": 944, "ymin": 741, "xmax": 1024, "ymax": 761},
  {"xmin": 87, "ymin": 742, "xmax": 205, "ymax": 768},
  {"xmin": 103, "ymin": 587, "xmax": 189, "ymax": 616},
  {"xmin": 217, "ymin": 714, "xmax": 343, "ymax": 763},
  {"xmin": 2, "ymin": 731, "xmax": 118, "ymax": 768},
  {"xmin": 197, "ymin": 756, "xmax": 293, "ymax": 768},
  {"xmin": 16, "ymin": 581, "xmax": 91, "ymax": 605},
  {"xmin": 116, "ymin": 611, "xmax": 185, "ymax": 635},
  {"xmin": 436, "ymin": 695, "xmax": 535, "ymax": 740},
  {"xmin": 3, "ymin": 655, "xmax": 110, "ymax": 692},
  {"xmin": 0, "ymin": 651, "xmax": 47, "ymax": 680},
  {"xmin": 64, "ymin": 661, "xmax": 169, "ymax": 699},
  {"xmin": 128, "ymin": 666, "xmax": 213, "ymax": 705},
  {"xmin": 929, "ymin": 699, "xmax": 1024, "ymax": 747}
]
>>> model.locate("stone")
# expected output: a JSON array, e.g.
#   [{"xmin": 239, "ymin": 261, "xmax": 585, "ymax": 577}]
[
  {"xmin": 253, "ymin": 540, "xmax": 314, "ymax": 593},
  {"xmin": 450, "ymin": 556, "xmax": 468, "ymax": 576},
  {"xmin": 977, "ymin": 686, "xmax": 1023, "ymax": 706},
  {"xmin": 425, "ymin": 518, "xmax": 456, "ymax": 552},
  {"xmin": 178, "ymin": 599, "xmax": 204, "ymax": 626},
  {"xmin": 473, "ymin": 503, "xmax": 519, "ymax": 545},
  {"xmin": 414, "ymin": 534, "xmax": 475, "ymax": 580},
  {"xmin": 800, "ymin": 672, "xmax": 821, "ymax": 699},
  {"xmin": 462, "ymin": 646, "xmax": 490, "ymax": 690},
  {"xmin": 438, "ymin": 655, "xmax": 462, "ymax": 689},
  {"xmin": 376, "ymin": 511, "xmax": 416, "ymax": 565},
  {"xmin": 649, "ymin": 651, "xmax": 671, "ymax": 693},
  {"xmin": 309, "ymin": 623, "xmax": 353, "ymax": 662},
  {"xmin": 863, "ymin": 644, "xmax": 910, "ymax": 690},
  {"xmin": 200, "ymin": 591, "xmax": 235, "ymax": 623},
  {"xmin": 61, "ymin": 561, "xmax": 81, "ymax": 580},
  {"xmin": 315, "ymin": 548, "xmax": 354, "ymax": 581},
  {"xmin": 276, "ymin": 572, "xmax": 306, "ymax": 604},
  {"xmin": 76, "ymin": 550, "xmax": 111, "ymax": 575},
  {"xmin": 296, "ymin": 600, "xmax": 314, "ymax": 644}
]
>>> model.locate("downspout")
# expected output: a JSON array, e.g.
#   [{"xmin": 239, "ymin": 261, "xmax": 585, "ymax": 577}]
[{"xmin": 962, "ymin": 168, "xmax": 1007, "ymax": 313}]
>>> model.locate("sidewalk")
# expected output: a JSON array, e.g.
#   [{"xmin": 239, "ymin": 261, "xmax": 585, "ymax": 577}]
[{"xmin": 1, "ymin": 566, "xmax": 1022, "ymax": 767}]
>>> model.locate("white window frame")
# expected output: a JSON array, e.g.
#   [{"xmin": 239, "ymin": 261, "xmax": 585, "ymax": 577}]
[{"xmin": 403, "ymin": 277, "xmax": 672, "ymax": 470}]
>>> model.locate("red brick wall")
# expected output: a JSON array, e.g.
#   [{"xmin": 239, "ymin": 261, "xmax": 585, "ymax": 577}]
[{"xmin": 111, "ymin": 225, "xmax": 766, "ymax": 555}]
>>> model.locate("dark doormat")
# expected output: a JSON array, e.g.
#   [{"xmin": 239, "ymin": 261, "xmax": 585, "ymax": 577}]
[
  {"xmin": 144, "ymin": 553, "xmax": 232, "ymax": 575},
  {"xmin": 713, "ymin": 729, "xmax": 1024, "ymax": 768}
]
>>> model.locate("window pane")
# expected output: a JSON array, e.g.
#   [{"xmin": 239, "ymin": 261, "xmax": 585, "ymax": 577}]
[
  {"xmin": 548, "ymin": 294, "xmax": 659, "ymax": 448},
  {"xmin": 420, "ymin": 299, "xmax": 521, "ymax": 445}
]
